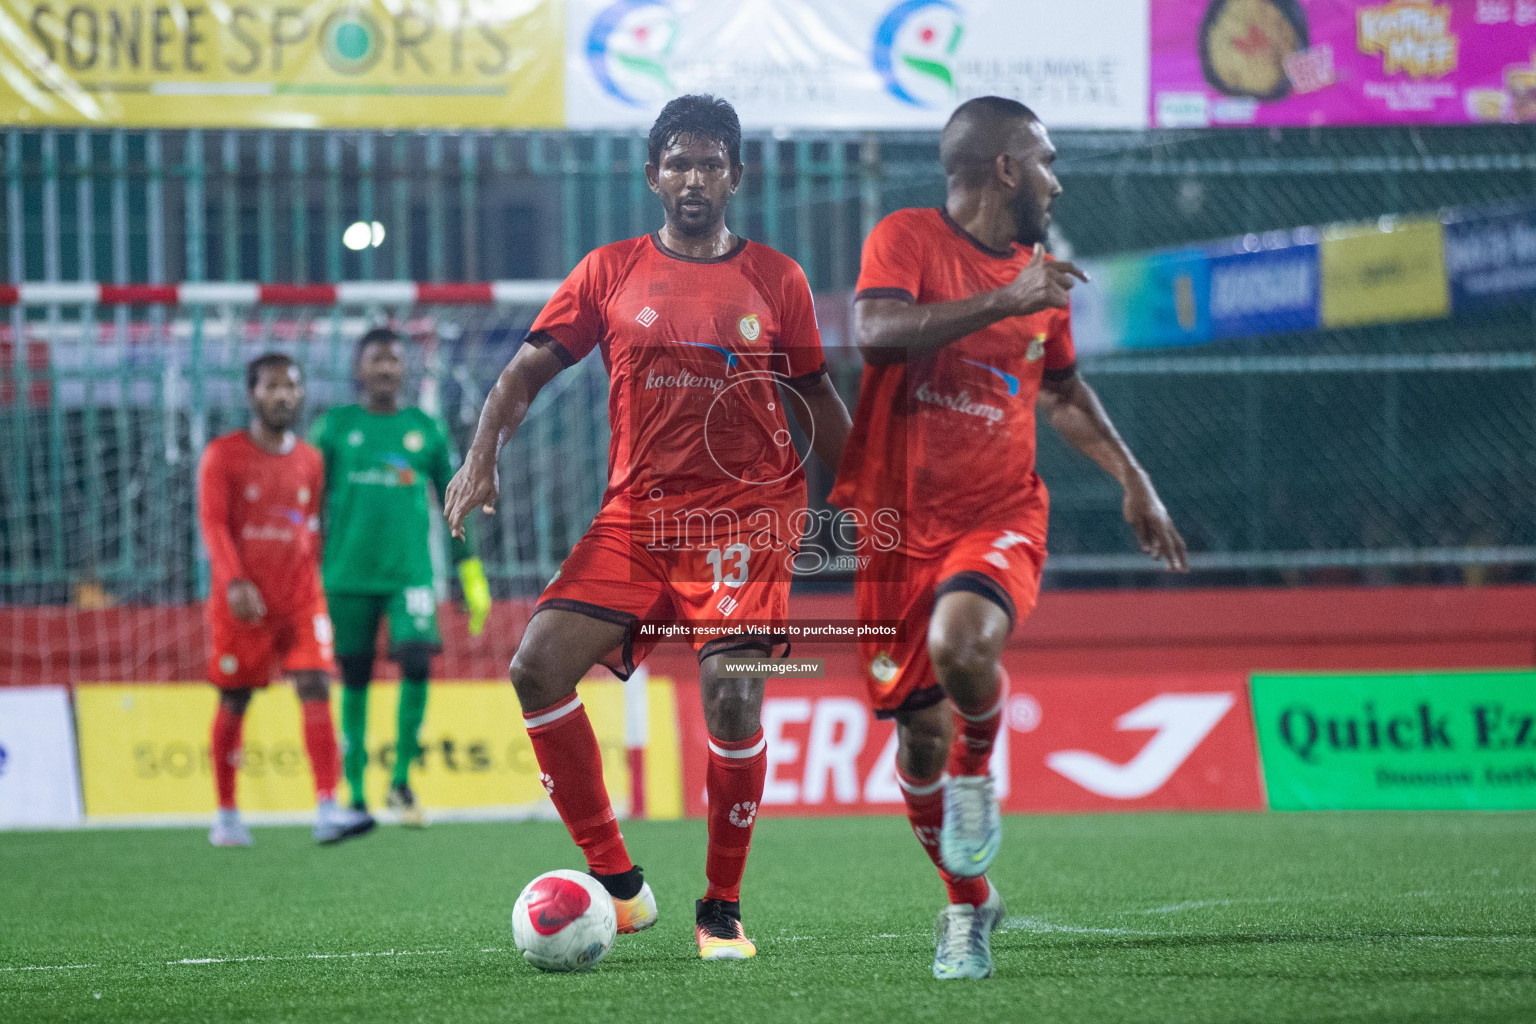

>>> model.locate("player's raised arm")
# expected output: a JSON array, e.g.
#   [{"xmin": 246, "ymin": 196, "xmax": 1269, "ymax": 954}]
[
  {"xmin": 444, "ymin": 336, "xmax": 567, "ymax": 539},
  {"xmin": 855, "ymin": 244, "xmax": 1088, "ymax": 366},
  {"xmin": 1039, "ymin": 367, "xmax": 1188, "ymax": 572}
]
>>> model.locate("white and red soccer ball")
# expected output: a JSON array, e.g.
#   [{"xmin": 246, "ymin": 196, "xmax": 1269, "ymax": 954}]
[{"xmin": 511, "ymin": 870, "xmax": 616, "ymax": 973}]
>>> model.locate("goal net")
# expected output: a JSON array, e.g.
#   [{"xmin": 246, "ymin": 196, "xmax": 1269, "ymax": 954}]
[{"xmin": 0, "ymin": 284, "xmax": 624, "ymax": 686}]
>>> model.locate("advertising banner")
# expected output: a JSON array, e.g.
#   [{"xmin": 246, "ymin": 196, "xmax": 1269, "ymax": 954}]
[
  {"xmin": 567, "ymin": 0, "xmax": 1150, "ymax": 130},
  {"xmin": 0, "ymin": 1, "xmax": 562, "ymax": 128},
  {"xmin": 1443, "ymin": 203, "xmax": 1536, "ymax": 311},
  {"xmin": 1208, "ymin": 237, "xmax": 1322, "ymax": 338},
  {"xmin": 0, "ymin": 686, "xmax": 84, "ymax": 828},
  {"xmin": 1252, "ymin": 670, "xmax": 1536, "ymax": 809},
  {"xmin": 1073, "ymin": 247, "xmax": 1212, "ymax": 354},
  {"xmin": 1152, "ymin": 0, "xmax": 1536, "ymax": 128},
  {"xmin": 75, "ymin": 679, "xmax": 682, "ymax": 820},
  {"xmin": 678, "ymin": 672, "xmax": 1265, "ymax": 816},
  {"xmin": 1320, "ymin": 215, "xmax": 1449, "ymax": 327}
]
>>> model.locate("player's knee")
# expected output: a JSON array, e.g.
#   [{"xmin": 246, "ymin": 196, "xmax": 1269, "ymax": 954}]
[
  {"xmin": 927, "ymin": 626, "xmax": 1000, "ymax": 692},
  {"xmin": 508, "ymin": 644, "xmax": 570, "ymax": 711},
  {"xmin": 394, "ymin": 644, "xmax": 434, "ymax": 683},
  {"xmin": 293, "ymin": 673, "xmax": 330, "ymax": 704},
  {"xmin": 219, "ymin": 688, "xmax": 254, "ymax": 716},
  {"xmin": 701, "ymin": 677, "xmax": 762, "ymax": 740},
  {"xmin": 338, "ymin": 653, "xmax": 374, "ymax": 690}
]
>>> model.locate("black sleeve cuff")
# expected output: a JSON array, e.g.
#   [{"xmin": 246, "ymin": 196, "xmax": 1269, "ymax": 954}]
[
  {"xmin": 1042, "ymin": 362, "xmax": 1078, "ymax": 383},
  {"xmin": 854, "ymin": 287, "xmax": 916, "ymax": 304},
  {"xmin": 783, "ymin": 364, "xmax": 828, "ymax": 390},
  {"xmin": 526, "ymin": 330, "xmax": 578, "ymax": 368}
]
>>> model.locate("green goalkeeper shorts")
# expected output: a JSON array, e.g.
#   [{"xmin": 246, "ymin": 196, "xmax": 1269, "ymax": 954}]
[{"xmin": 328, "ymin": 588, "xmax": 442, "ymax": 658}]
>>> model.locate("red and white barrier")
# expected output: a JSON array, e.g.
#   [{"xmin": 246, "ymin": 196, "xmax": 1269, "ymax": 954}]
[{"xmin": 0, "ymin": 280, "xmax": 560, "ymax": 307}]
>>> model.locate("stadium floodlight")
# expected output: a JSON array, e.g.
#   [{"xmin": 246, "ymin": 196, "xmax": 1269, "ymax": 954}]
[{"xmin": 343, "ymin": 221, "xmax": 386, "ymax": 251}]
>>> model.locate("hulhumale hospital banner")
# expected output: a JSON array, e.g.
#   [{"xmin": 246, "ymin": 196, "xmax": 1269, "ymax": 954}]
[
  {"xmin": 0, "ymin": 1, "xmax": 562, "ymax": 128},
  {"xmin": 1152, "ymin": 0, "xmax": 1536, "ymax": 128},
  {"xmin": 566, "ymin": 0, "xmax": 1151, "ymax": 129}
]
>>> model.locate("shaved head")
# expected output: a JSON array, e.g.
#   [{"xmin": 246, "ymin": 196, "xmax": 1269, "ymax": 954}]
[{"xmin": 939, "ymin": 96, "xmax": 1040, "ymax": 187}]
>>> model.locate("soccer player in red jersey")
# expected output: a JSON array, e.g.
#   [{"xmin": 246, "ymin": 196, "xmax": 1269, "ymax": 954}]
[
  {"xmin": 197, "ymin": 353, "xmax": 376, "ymax": 848},
  {"xmin": 829, "ymin": 97, "xmax": 1188, "ymax": 979},
  {"xmin": 445, "ymin": 95, "xmax": 850, "ymax": 959}
]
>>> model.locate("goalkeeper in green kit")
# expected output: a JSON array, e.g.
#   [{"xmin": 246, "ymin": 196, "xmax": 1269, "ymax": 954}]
[{"xmin": 310, "ymin": 327, "xmax": 493, "ymax": 826}]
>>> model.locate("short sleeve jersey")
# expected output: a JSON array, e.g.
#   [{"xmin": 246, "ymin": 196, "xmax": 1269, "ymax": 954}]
[
  {"xmin": 530, "ymin": 233, "xmax": 827, "ymax": 539},
  {"xmin": 310, "ymin": 405, "xmax": 467, "ymax": 595},
  {"xmin": 828, "ymin": 208, "xmax": 1077, "ymax": 557},
  {"xmin": 196, "ymin": 432, "xmax": 325, "ymax": 619}
]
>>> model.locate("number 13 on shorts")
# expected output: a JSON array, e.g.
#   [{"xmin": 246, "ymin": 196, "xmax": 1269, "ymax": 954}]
[{"xmin": 706, "ymin": 543, "xmax": 750, "ymax": 592}]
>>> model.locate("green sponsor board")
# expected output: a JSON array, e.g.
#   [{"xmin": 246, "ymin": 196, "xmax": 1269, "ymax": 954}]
[{"xmin": 1251, "ymin": 671, "xmax": 1536, "ymax": 810}]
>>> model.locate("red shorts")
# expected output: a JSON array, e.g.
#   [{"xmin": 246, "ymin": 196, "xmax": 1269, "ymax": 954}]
[
  {"xmin": 207, "ymin": 595, "xmax": 336, "ymax": 689},
  {"xmin": 535, "ymin": 514, "xmax": 792, "ymax": 679},
  {"xmin": 855, "ymin": 521, "xmax": 1046, "ymax": 718}
]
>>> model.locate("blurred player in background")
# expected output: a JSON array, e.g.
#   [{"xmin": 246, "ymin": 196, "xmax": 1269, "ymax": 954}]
[
  {"xmin": 831, "ymin": 97, "xmax": 1188, "ymax": 979},
  {"xmin": 197, "ymin": 353, "xmax": 376, "ymax": 848},
  {"xmin": 446, "ymin": 95, "xmax": 850, "ymax": 960},
  {"xmin": 310, "ymin": 328, "xmax": 492, "ymax": 828}
]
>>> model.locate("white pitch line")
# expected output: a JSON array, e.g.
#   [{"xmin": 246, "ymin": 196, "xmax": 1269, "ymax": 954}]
[
  {"xmin": 1002, "ymin": 916, "xmax": 1161, "ymax": 936},
  {"xmin": 1138, "ymin": 896, "xmax": 1287, "ymax": 915},
  {"xmin": 5, "ymin": 948, "xmax": 496, "ymax": 974},
  {"xmin": 0, "ymin": 964, "xmax": 94, "ymax": 972},
  {"xmin": 174, "ymin": 949, "xmax": 452, "ymax": 966},
  {"xmin": 1137, "ymin": 886, "xmax": 1536, "ymax": 916}
]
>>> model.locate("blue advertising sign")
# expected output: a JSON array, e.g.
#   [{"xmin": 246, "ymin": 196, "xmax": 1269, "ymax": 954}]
[
  {"xmin": 1443, "ymin": 205, "xmax": 1536, "ymax": 313},
  {"xmin": 1208, "ymin": 242, "xmax": 1320, "ymax": 339}
]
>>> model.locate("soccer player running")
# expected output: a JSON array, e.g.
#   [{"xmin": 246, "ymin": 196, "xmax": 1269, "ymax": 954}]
[
  {"xmin": 829, "ymin": 97, "xmax": 1188, "ymax": 979},
  {"xmin": 310, "ymin": 327, "xmax": 493, "ymax": 828},
  {"xmin": 445, "ymin": 95, "xmax": 850, "ymax": 960},
  {"xmin": 198, "ymin": 353, "xmax": 376, "ymax": 847}
]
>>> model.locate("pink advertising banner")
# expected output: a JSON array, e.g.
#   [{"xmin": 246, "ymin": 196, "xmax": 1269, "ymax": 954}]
[{"xmin": 1151, "ymin": 0, "xmax": 1536, "ymax": 127}]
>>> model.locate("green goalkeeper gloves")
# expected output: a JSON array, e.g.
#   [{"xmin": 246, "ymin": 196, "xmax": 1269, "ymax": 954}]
[{"xmin": 458, "ymin": 558, "xmax": 491, "ymax": 637}]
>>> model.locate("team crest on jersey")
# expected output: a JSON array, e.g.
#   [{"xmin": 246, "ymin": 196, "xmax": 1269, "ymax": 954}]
[
  {"xmin": 347, "ymin": 430, "xmax": 365, "ymax": 447},
  {"xmin": 1025, "ymin": 334, "xmax": 1047, "ymax": 362},
  {"xmin": 244, "ymin": 485, "xmax": 260, "ymax": 501},
  {"xmin": 297, "ymin": 487, "xmax": 310, "ymax": 504},
  {"xmin": 737, "ymin": 314, "xmax": 762, "ymax": 343},
  {"xmin": 870, "ymin": 651, "xmax": 900, "ymax": 685},
  {"xmin": 403, "ymin": 430, "xmax": 424, "ymax": 453},
  {"xmin": 219, "ymin": 654, "xmax": 238, "ymax": 675}
]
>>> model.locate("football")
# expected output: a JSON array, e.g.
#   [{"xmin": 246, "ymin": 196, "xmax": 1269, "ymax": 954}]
[{"xmin": 511, "ymin": 870, "xmax": 617, "ymax": 973}]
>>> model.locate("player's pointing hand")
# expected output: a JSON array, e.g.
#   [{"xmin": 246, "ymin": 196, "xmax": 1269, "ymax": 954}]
[
  {"xmin": 445, "ymin": 447, "xmax": 500, "ymax": 541},
  {"xmin": 999, "ymin": 243, "xmax": 1088, "ymax": 318}
]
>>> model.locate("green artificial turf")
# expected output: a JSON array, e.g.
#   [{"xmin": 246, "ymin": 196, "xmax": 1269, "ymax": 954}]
[{"xmin": 2, "ymin": 813, "xmax": 1533, "ymax": 1023}]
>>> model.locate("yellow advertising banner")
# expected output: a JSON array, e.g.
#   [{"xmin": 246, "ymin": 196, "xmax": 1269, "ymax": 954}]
[
  {"xmin": 1, "ymin": 1, "xmax": 562, "ymax": 128},
  {"xmin": 75, "ymin": 678, "xmax": 682, "ymax": 820},
  {"xmin": 1320, "ymin": 217, "xmax": 1452, "ymax": 329}
]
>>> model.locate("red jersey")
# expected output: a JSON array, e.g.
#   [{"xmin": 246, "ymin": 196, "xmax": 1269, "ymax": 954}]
[
  {"xmin": 530, "ymin": 232, "xmax": 826, "ymax": 543},
  {"xmin": 829, "ymin": 208, "xmax": 1077, "ymax": 557},
  {"xmin": 197, "ymin": 431, "xmax": 325, "ymax": 620}
]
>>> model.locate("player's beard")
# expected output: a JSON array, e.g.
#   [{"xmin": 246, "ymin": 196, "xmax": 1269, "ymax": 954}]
[
  {"xmin": 1010, "ymin": 187, "xmax": 1050, "ymax": 249},
  {"xmin": 256, "ymin": 403, "xmax": 299, "ymax": 432},
  {"xmin": 667, "ymin": 193, "xmax": 720, "ymax": 237}
]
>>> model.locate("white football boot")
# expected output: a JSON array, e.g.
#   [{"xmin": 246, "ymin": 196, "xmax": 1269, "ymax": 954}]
[{"xmin": 932, "ymin": 882, "xmax": 1006, "ymax": 980}]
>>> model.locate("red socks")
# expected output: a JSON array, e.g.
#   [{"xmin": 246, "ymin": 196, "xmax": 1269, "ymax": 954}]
[
  {"xmin": 211, "ymin": 704, "xmax": 245, "ymax": 810},
  {"xmin": 704, "ymin": 730, "xmax": 767, "ymax": 903},
  {"xmin": 525, "ymin": 692, "xmax": 634, "ymax": 876},
  {"xmin": 300, "ymin": 698, "xmax": 341, "ymax": 803},
  {"xmin": 948, "ymin": 674, "xmax": 1007, "ymax": 777},
  {"xmin": 898, "ymin": 768, "xmax": 989, "ymax": 906}
]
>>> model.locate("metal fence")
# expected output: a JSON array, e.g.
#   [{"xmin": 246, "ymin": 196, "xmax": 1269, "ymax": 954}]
[{"xmin": 3, "ymin": 124, "xmax": 1536, "ymax": 601}]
